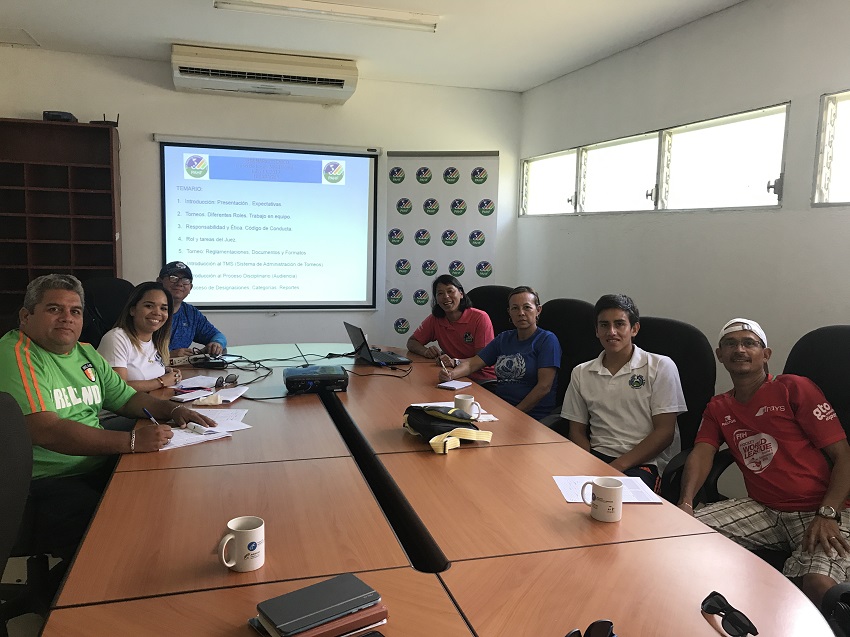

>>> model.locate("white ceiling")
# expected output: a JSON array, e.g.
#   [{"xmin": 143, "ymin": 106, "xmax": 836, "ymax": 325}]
[{"xmin": 2, "ymin": 0, "xmax": 746, "ymax": 93}]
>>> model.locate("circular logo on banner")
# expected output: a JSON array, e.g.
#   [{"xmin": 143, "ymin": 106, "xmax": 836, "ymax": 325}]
[
  {"xmin": 389, "ymin": 167, "xmax": 405, "ymax": 184},
  {"xmin": 443, "ymin": 167, "xmax": 460, "ymax": 184},
  {"xmin": 388, "ymin": 228, "xmax": 404, "ymax": 245},
  {"xmin": 449, "ymin": 260, "xmax": 465, "ymax": 277},
  {"xmin": 387, "ymin": 288, "xmax": 403, "ymax": 304},
  {"xmin": 422, "ymin": 259, "xmax": 438, "ymax": 276},
  {"xmin": 322, "ymin": 161, "xmax": 344, "ymax": 184},
  {"xmin": 416, "ymin": 167, "xmax": 432, "ymax": 184},
  {"xmin": 396, "ymin": 198, "xmax": 413, "ymax": 215},
  {"xmin": 414, "ymin": 229, "xmax": 431, "ymax": 245},
  {"xmin": 394, "ymin": 318, "xmax": 411, "ymax": 334},
  {"xmin": 469, "ymin": 230, "xmax": 485, "ymax": 247},
  {"xmin": 441, "ymin": 229, "xmax": 458, "ymax": 246},
  {"xmin": 450, "ymin": 198, "xmax": 467, "ymax": 216},
  {"xmin": 476, "ymin": 261, "xmax": 493, "ymax": 278},
  {"xmin": 478, "ymin": 198, "xmax": 495, "ymax": 216},
  {"xmin": 395, "ymin": 259, "xmax": 412, "ymax": 275},
  {"xmin": 423, "ymin": 198, "xmax": 440, "ymax": 215},
  {"xmin": 413, "ymin": 289, "xmax": 430, "ymax": 305},
  {"xmin": 471, "ymin": 167, "xmax": 488, "ymax": 184},
  {"xmin": 185, "ymin": 155, "xmax": 208, "ymax": 178}
]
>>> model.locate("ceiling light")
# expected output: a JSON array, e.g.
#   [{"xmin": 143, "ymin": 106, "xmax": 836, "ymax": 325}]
[{"xmin": 214, "ymin": 0, "xmax": 440, "ymax": 33}]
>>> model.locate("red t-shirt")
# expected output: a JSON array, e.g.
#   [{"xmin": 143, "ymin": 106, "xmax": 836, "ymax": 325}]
[
  {"xmin": 695, "ymin": 374, "xmax": 846, "ymax": 511},
  {"xmin": 411, "ymin": 308, "xmax": 495, "ymax": 381}
]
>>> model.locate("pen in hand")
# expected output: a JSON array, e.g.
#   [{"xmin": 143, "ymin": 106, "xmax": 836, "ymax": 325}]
[
  {"xmin": 143, "ymin": 408, "xmax": 169, "ymax": 446},
  {"xmin": 439, "ymin": 357, "xmax": 451, "ymax": 380}
]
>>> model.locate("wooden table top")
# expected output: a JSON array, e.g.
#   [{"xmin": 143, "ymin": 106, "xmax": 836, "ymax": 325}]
[
  {"xmin": 56, "ymin": 457, "xmax": 409, "ymax": 607},
  {"xmin": 116, "ymin": 391, "xmax": 349, "ymax": 471},
  {"xmin": 380, "ymin": 442, "xmax": 713, "ymax": 561},
  {"xmin": 338, "ymin": 361, "xmax": 566, "ymax": 453},
  {"xmin": 45, "ymin": 567, "xmax": 473, "ymax": 637},
  {"xmin": 440, "ymin": 533, "xmax": 833, "ymax": 636}
]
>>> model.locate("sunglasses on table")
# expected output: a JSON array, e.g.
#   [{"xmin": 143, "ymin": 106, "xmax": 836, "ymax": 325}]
[
  {"xmin": 565, "ymin": 619, "xmax": 615, "ymax": 637},
  {"xmin": 215, "ymin": 374, "xmax": 239, "ymax": 388},
  {"xmin": 702, "ymin": 591, "xmax": 758, "ymax": 636}
]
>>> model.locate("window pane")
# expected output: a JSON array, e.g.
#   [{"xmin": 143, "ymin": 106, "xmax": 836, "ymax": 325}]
[
  {"xmin": 523, "ymin": 152, "xmax": 576, "ymax": 215},
  {"xmin": 667, "ymin": 109, "xmax": 786, "ymax": 209},
  {"xmin": 582, "ymin": 135, "xmax": 657, "ymax": 212},
  {"xmin": 826, "ymin": 97, "xmax": 850, "ymax": 202}
]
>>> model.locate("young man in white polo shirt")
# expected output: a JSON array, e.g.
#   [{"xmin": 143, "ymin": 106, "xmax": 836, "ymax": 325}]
[{"xmin": 561, "ymin": 294, "xmax": 686, "ymax": 491}]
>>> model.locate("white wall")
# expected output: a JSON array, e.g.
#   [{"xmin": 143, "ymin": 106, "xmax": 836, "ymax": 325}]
[
  {"xmin": 520, "ymin": 0, "xmax": 850, "ymax": 389},
  {"xmin": 0, "ymin": 46, "xmax": 521, "ymax": 347}
]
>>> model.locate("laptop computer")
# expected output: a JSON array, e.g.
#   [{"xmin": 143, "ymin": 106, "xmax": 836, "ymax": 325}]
[{"xmin": 343, "ymin": 321, "xmax": 412, "ymax": 366}]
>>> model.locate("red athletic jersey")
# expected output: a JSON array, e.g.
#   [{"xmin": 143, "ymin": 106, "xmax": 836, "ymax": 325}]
[{"xmin": 695, "ymin": 374, "xmax": 846, "ymax": 511}]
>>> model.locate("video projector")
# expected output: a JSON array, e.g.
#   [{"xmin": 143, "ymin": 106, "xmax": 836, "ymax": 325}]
[{"xmin": 283, "ymin": 365, "xmax": 349, "ymax": 395}]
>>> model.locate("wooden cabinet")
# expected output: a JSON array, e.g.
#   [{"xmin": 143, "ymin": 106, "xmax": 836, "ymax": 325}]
[{"xmin": 0, "ymin": 118, "xmax": 121, "ymax": 319}]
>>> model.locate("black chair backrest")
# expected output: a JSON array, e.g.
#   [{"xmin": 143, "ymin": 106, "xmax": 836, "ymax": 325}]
[
  {"xmin": 633, "ymin": 316, "xmax": 716, "ymax": 450},
  {"xmin": 783, "ymin": 325, "xmax": 850, "ymax": 437},
  {"xmin": 0, "ymin": 392, "xmax": 32, "ymax": 584},
  {"xmin": 538, "ymin": 298, "xmax": 602, "ymax": 406},
  {"xmin": 80, "ymin": 277, "xmax": 135, "ymax": 348},
  {"xmin": 466, "ymin": 285, "xmax": 514, "ymax": 336}
]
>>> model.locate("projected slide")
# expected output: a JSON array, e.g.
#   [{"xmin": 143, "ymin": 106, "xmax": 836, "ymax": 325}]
[{"xmin": 161, "ymin": 143, "xmax": 377, "ymax": 309}]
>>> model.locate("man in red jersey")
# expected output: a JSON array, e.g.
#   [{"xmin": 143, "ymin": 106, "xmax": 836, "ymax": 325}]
[{"xmin": 678, "ymin": 318, "xmax": 850, "ymax": 610}]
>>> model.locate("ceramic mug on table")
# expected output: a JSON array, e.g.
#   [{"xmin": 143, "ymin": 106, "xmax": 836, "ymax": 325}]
[
  {"xmin": 454, "ymin": 394, "xmax": 482, "ymax": 419},
  {"xmin": 219, "ymin": 515, "xmax": 265, "ymax": 572},
  {"xmin": 580, "ymin": 477, "xmax": 623, "ymax": 522}
]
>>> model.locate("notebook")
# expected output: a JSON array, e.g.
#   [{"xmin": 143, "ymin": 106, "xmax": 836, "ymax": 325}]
[{"xmin": 343, "ymin": 321, "xmax": 411, "ymax": 366}]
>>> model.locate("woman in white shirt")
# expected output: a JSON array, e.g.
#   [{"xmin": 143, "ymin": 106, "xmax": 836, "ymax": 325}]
[{"xmin": 97, "ymin": 281, "xmax": 182, "ymax": 391}]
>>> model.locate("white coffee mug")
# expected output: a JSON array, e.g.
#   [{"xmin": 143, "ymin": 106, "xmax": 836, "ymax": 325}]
[
  {"xmin": 454, "ymin": 394, "xmax": 482, "ymax": 419},
  {"xmin": 580, "ymin": 477, "xmax": 623, "ymax": 523},
  {"xmin": 219, "ymin": 516, "xmax": 265, "ymax": 572}
]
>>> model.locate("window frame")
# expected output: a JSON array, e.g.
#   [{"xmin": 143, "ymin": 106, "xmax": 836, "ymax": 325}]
[
  {"xmin": 812, "ymin": 88, "xmax": 850, "ymax": 207},
  {"xmin": 520, "ymin": 102, "xmax": 790, "ymax": 218}
]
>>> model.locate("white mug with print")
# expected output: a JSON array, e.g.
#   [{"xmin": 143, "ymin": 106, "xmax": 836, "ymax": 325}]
[{"xmin": 581, "ymin": 477, "xmax": 623, "ymax": 522}]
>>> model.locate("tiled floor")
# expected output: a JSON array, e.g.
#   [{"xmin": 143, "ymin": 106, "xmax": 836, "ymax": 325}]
[{"xmin": 3, "ymin": 557, "xmax": 46, "ymax": 637}]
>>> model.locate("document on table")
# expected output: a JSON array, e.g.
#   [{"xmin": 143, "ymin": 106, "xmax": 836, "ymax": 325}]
[
  {"xmin": 215, "ymin": 386, "xmax": 249, "ymax": 403},
  {"xmin": 553, "ymin": 476, "xmax": 663, "ymax": 504},
  {"xmin": 162, "ymin": 426, "xmax": 231, "ymax": 450},
  {"xmin": 437, "ymin": 380, "xmax": 472, "ymax": 390},
  {"xmin": 176, "ymin": 376, "xmax": 219, "ymax": 389},
  {"xmin": 192, "ymin": 408, "xmax": 252, "ymax": 432},
  {"xmin": 411, "ymin": 401, "xmax": 498, "ymax": 422}
]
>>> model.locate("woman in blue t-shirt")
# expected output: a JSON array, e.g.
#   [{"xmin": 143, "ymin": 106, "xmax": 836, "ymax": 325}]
[{"xmin": 438, "ymin": 285, "xmax": 561, "ymax": 420}]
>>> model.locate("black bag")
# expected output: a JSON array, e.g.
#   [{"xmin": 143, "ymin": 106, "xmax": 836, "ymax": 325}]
[{"xmin": 402, "ymin": 405, "xmax": 492, "ymax": 453}]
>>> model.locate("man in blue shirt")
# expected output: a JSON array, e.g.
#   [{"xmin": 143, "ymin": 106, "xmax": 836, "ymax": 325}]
[{"xmin": 157, "ymin": 262, "xmax": 227, "ymax": 357}]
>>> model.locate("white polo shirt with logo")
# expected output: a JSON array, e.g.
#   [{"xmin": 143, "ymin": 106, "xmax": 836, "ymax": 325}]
[{"xmin": 561, "ymin": 345, "xmax": 687, "ymax": 470}]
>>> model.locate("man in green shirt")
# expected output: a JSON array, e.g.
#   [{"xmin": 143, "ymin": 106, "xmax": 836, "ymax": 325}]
[{"xmin": 0, "ymin": 274, "xmax": 215, "ymax": 562}]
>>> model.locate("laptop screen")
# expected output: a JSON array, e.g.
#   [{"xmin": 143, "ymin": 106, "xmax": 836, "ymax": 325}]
[{"xmin": 343, "ymin": 321, "xmax": 373, "ymax": 362}]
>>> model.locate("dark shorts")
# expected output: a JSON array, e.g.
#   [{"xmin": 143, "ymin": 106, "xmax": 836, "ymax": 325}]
[{"xmin": 590, "ymin": 450, "xmax": 660, "ymax": 493}]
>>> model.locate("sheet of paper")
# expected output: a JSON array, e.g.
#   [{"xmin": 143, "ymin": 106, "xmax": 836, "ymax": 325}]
[
  {"xmin": 410, "ymin": 402, "xmax": 498, "ymax": 422},
  {"xmin": 189, "ymin": 409, "xmax": 251, "ymax": 432},
  {"xmin": 160, "ymin": 427, "xmax": 231, "ymax": 450},
  {"xmin": 177, "ymin": 376, "xmax": 219, "ymax": 389},
  {"xmin": 170, "ymin": 389, "xmax": 214, "ymax": 402},
  {"xmin": 552, "ymin": 476, "xmax": 662, "ymax": 504},
  {"xmin": 215, "ymin": 386, "xmax": 249, "ymax": 402},
  {"xmin": 437, "ymin": 380, "xmax": 472, "ymax": 390}
]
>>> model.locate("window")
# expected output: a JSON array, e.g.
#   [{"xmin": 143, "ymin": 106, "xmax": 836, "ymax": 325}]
[
  {"xmin": 522, "ymin": 150, "xmax": 576, "ymax": 216},
  {"xmin": 520, "ymin": 104, "xmax": 788, "ymax": 216},
  {"xmin": 815, "ymin": 89, "xmax": 850, "ymax": 204}
]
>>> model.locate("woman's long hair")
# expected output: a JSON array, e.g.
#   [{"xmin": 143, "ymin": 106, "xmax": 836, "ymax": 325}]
[{"xmin": 113, "ymin": 281, "xmax": 174, "ymax": 364}]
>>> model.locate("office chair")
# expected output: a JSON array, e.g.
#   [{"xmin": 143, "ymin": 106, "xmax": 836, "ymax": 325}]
[
  {"xmin": 79, "ymin": 276, "xmax": 135, "ymax": 348},
  {"xmin": 537, "ymin": 298, "xmax": 601, "ymax": 418},
  {"xmin": 0, "ymin": 392, "xmax": 34, "ymax": 637},
  {"xmin": 465, "ymin": 285, "xmax": 514, "ymax": 336},
  {"xmin": 783, "ymin": 325, "xmax": 850, "ymax": 436}
]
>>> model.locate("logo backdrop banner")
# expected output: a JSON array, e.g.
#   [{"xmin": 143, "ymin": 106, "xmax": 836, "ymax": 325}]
[{"xmin": 385, "ymin": 152, "xmax": 498, "ymax": 342}]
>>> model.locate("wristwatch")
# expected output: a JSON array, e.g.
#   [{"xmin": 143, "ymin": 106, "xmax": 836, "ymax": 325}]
[
  {"xmin": 817, "ymin": 505, "xmax": 840, "ymax": 520},
  {"xmin": 453, "ymin": 358, "xmax": 460, "ymax": 368}
]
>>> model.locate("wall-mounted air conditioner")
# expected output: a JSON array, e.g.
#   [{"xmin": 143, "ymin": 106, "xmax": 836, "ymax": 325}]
[{"xmin": 171, "ymin": 44, "xmax": 358, "ymax": 105}]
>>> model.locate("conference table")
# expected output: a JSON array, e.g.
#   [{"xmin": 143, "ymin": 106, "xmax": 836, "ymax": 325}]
[{"xmin": 41, "ymin": 343, "xmax": 833, "ymax": 636}]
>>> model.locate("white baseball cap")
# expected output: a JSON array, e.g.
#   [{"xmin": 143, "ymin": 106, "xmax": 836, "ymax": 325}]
[{"xmin": 718, "ymin": 318, "xmax": 767, "ymax": 348}]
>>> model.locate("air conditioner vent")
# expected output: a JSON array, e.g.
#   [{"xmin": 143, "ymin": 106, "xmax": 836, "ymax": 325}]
[
  {"xmin": 177, "ymin": 65, "xmax": 347, "ymax": 89},
  {"xmin": 171, "ymin": 45, "xmax": 358, "ymax": 105}
]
